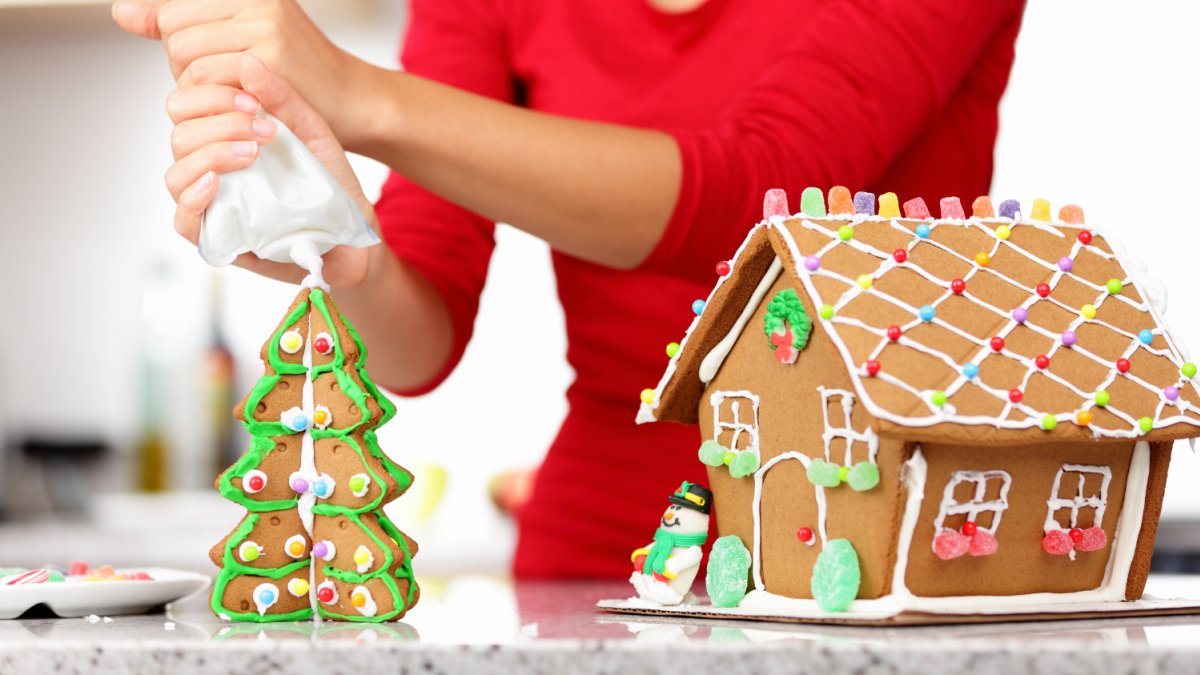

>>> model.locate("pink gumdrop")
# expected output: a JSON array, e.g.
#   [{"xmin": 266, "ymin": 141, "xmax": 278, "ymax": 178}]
[
  {"xmin": 1076, "ymin": 527, "xmax": 1108, "ymax": 552},
  {"xmin": 940, "ymin": 197, "xmax": 965, "ymax": 220},
  {"xmin": 903, "ymin": 197, "xmax": 931, "ymax": 220},
  {"xmin": 934, "ymin": 530, "xmax": 971, "ymax": 560},
  {"xmin": 70, "ymin": 561, "xmax": 88, "ymax": 576},
  {"xmin": 763, "ymin": 189, "xmax": 789, "ymax": 219},
  {"xmin": 1042, "ymin": 530, "xmax": 1073, "ymax": 555},
  {"xmin": 968, "ymin": 530, "xmax": 998, "ymax": 557}
]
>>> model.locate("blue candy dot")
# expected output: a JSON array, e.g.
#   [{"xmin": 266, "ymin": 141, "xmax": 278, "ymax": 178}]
[
  {"xmin": 292, "ymin": 415, "xmax": 308, "ymax": 430},
  {"xmin": 963, "ymin": 363, "xmax": 979, "ymax": 379},
  {"xmin": 1139, "ymin": 329, "xmax": 1154, "ymax": 345},
  {"xmin": 915, "ymin": 224, "xmax": 931, "ymax": 238},
  {"xmin": 259, "ymin": 589, "xmax": 275, "ymax": 603},
  {"xmin": 692, "ymin": 299, "xmax": 706, "ymax": 315},
  {"xmin": 919, "ymin": 305, "xmax": 936, "ymax": 322}
]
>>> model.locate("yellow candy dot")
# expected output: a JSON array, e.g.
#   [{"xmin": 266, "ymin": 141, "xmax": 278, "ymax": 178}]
[
  {"xmin": 352, "ymin": 592, "xmax": 367, "ymax": 608},
  {"xmin": 975, "ymin": 252, "xmax": 990, "ymax": 267},
  {"xmin": 1081, "ymin": 304, "xmax": 1096, "ymax": 319},
  {"xmin": 354, "ymin": 550, "xmax": 370, "ymax": 565},
  {"xmin": 291, "ymin": 579, "xmax": 309, "ymax": 595},
  {"xmin": 996, "ymin": 225, "xmax": 1011, "ymax": 240},
  {"xmin": 640, "ymin": 389, "xmax": 654, "ymax": 405},
  {"xmin": 856, "ymin": 275, "xmax": 872, "ymax": 290},
  {"xmin": 285, "ymin": 335, "xmax": 300, "ymax": 350}
]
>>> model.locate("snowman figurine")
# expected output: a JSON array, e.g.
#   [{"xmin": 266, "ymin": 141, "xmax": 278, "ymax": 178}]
[{"xmin": 629, "ymin": 482, "xmax": 712, "ymax": 606}]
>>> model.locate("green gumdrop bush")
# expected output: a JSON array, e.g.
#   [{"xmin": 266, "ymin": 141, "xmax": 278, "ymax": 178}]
[
  {"xmin": 811, "ymin": 538, "xmax": 860, "ymax": 612},
  {"xmin": 806, "ymin": 458, "xmax": 842, "ymax": 488},
  {"xmin": 728, "ymin": 450, "xmax": 760, "ymax": 478},
  {"xmin": 706, "ymin": 536, "xmax": 751, "ymax": 608},
  {"xmin": 698, "ymin": 440, "xmax": 727, "ymax": 467},
  {"xmin": 846, "ymin": 461, "xmax": 880, "ymax": 491}
]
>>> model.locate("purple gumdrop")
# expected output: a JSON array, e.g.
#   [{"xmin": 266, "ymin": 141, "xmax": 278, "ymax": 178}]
[
  {"xmin": 998, "ymin": 199, "xmax": 1021, "ymax": 220},
  {"xmin": 804, "ymin": 256, "xmax": 821, "ymax": 272},
  {"xmin": 854, "ymin": 191, "xmax": 876, "ymax": 215},
  {"xmin": 1012, "ymin": 307, "xmax": 1028, "ymax": 323},
  {"xmin": 1058, "ymin": 257, "xmax": 1073, "ymax": 272},
  {"xmin": 292, "ymin": 477, "xmax": 309, "ymax": 494},
  {"xmin": 1062, "ymin": 330, "xmax": 1077, "ymax": 347},
  {"xmin": 1165, "ymin": 386, "xmax": 1179, "ymax": 401},
  {"xmin": 312, "ymin": 542, "xmax": 327, "ymax": 558}
]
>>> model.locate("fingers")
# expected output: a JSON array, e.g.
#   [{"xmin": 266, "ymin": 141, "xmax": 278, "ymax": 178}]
[
  {"xmin": 166, "ymin": 84, "xmax": 261, "ymax": 125},
  {"xmin": 155, "ymin": 0, "xmax": 242, "ymax": 38},
  {"xmin": 178, "ymin": 52, "xmax": 243, "ymax": 88},
  {"xmin": 111, "ymin": 1, "xmax": 160, "ymax": 39},
  {"xmin": 165, "ymin": 140, "xmax": 259, "ymax": 201},
  {"xmin": 171, "ymin": 112, "xmax": 275, "ymax": 161},
  {"xmin": 164, "ymin": 19, "xmax": 258, "ymax": 77},
  {"xmin": 173, "ymin": 171, "xmax": 216, "ymax": 244},
  {"xmin": 231, "ymin": 253, "xmax": 310, "ymax": 285}
]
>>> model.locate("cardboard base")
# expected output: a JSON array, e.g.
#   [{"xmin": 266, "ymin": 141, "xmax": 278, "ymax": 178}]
[{"xmin": 597, "ymin": 593, "xmax": 1200, "ymax": 627}]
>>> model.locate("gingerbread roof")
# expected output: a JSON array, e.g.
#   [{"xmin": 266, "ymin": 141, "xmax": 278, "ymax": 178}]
[{"xmin": 639, "ymin": 190, "xmax": 1200, "ymax": 444}]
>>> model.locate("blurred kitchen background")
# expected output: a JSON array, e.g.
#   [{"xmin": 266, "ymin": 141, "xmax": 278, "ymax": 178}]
[{"xmin": 1, "ymin": 0, "xmax": 1199, "ymax": 576}]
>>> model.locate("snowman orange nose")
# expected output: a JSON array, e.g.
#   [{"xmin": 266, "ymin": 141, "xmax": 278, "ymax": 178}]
[{"xmin": 663, "ymin": 512, "xmax": 674, "ymax": 521}]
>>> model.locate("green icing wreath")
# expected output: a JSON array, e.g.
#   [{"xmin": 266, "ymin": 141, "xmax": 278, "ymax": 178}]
[{"xmin": 763, "ymin": 288, "xmax": 812, "ymax": 352}]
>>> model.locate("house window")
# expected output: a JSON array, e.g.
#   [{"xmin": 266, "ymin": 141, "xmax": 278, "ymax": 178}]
[
  {"xmin": 818, "ymin": 387, "xmax": 879, "ymax": 466},
  {"xmin": 710, "ymin": 391, "xmax": 760, "ymax": 457},
  {"xmin": 1043, "ymin": 464, "xmax": 1112, "ymax": 559},
  {"xmin": 931, "ymin": 470, "xmax": 1011, "ymax": 559}
]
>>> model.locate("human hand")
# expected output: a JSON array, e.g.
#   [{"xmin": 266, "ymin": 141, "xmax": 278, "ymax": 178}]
[{"xmin": 168, "ymin": 52, "xmax": 378, "ymax": 289}]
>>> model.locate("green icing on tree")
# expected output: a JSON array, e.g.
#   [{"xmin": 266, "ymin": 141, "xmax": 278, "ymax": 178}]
[
  {"xmin": 811, "ymin": 539, "xmax": 860, "ymax": 612},
  {"xmin": 706, "ymin": 536, "xmax": 751, "ymax": 608},
  {"xmin": 763, "ymin": 289, "xmax": 812, "ymax": 352}
]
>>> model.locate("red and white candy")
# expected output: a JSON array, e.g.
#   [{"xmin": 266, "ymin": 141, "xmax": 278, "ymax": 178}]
[{"xmin": 1, "ymin": 569, "xmax": 50, "ymax": 585}]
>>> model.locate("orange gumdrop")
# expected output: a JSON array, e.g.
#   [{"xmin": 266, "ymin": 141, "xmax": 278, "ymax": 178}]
[
  {"xmin": 828, "ymin": 186, "xmax": 855, "ymax": 215},
  {"xmin": 1059, "ymin": 205, "xmax": 1085, "ymax": 225},
  {"xmin": 972, "ymin": 196, "xmax": 995, "ymax": 219}
]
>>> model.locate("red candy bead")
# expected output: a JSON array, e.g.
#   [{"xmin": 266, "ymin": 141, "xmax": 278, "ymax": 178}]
[
  {"xmin": 950, "ymin": 278, "xmax": 966, "ymax": 294},
  {"xmin": 1035, "ymin": 354, "xmax": 1050, "ymax": 369},
  {"xmin": 893, "ymin": 249, "xmax": 908, "ymax": 264},
  {"xmin": 1036, "ymin": 283, "xmax": 1051, "ymax": 298},
  {"xmin": 314, "ymin": 336, "xmax": 331, "ymax": 354},
  {"xmin": 247, "ymin": 475, "xmax": 265, "ymax": 492},
  {"xmin": 990, "ymin": 337, "xmax": 1005, "ymax": 352},
  {"xmin": 715, "ymin": 261, "xmax": 731, "ymax": 276},
  {"xmin": 1116, "ymin": 358, "xmax": 1131, "ymax": 373},
  {"xmin": 961, "ymin": 521, "xmax": 977, "ymax": 537},
  {"xmin": 1008, "ymin": 389, "xmax": 1023, "ymax": 403},
  {"xmin": 796, "ymin": 527, "xmax": 813, "ymax": 542},
  {"xmin": 318, "ymin": 587, "xmax": 334, "ymax": 603},
  {"xmin": 887, "ymin": 325, "xmax": 902, "ymax": 342},
  {"xmin": 1069, "ymin": 528, "xmax": 1084, "ymax": 544},
  {"xmin": 866, "ymin": 360, "xmax": 881, "ymax": 376},
  {"xmin": 1078, "ymin": 231, "xmax": 1092, "ymax": 245}
]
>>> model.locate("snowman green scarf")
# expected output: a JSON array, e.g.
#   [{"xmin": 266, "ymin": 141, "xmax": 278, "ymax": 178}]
[{"xmin": 643, "ymin": 528, "xmax": 708, "ymax": 577}]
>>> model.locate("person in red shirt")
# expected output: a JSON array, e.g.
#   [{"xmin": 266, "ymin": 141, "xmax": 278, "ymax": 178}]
[{"xmin": 115, "ymin": 0, "xmax": 1025, "ymax": 578}]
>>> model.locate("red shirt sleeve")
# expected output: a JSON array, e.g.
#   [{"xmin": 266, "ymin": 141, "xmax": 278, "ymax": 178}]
[
  {"xmin": 640, "ymin": 0, "xmax": 1026, "ymax": 284},
  {"xmin": 376, "ymin": 0, "xmax": 514, "ymax": 396}
]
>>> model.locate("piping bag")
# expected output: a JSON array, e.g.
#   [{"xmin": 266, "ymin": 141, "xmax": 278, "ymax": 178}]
[{"xmin": 197, "ymin": 112, "xmax": 380, "ymax": 290}]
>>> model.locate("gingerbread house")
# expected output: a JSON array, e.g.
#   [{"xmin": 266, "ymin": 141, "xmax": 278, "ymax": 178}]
[{"xmin": 637, "ymin": 188, "xmax": 1200, "ymax": 616}]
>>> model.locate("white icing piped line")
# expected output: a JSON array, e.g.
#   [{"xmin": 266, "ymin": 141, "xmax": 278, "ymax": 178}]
[
  {"xmin": 932, "ymin": 469, "xmax": 1011, "ymax": 542},
  {"xmin": 1044, "ymin": 464, "xmax": 1112, "ymax": 534},
  {"xmin": 710, "ymin": 391, "xmax": 760, "ymax": 459},
  {"xmin": 699, "ymin": 256, "xmax": 783, "ymax": 384},
  {"xmin": 818, "ymin": 387, "xmax": 879, "ymax": 465}
]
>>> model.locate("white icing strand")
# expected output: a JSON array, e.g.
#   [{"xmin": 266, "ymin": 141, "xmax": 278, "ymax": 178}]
[
  {"xmin": 699, "ymin": 256, "xmax": 784, "ymax": 383},
  {"xmin": 1044, "ymin": 464, "xmax": 1112, "ymax": 533},
  {"xmin": 710, "ymin": 391, "xmax": 761, "ymax": 459},
  {"xmin": 751, "ymin": 452, "xmax": 828, "ymax": 592},
  {"xmin": 931, "ymin": 470, "xmax": 1012, "ymax": 548},
  {"xmin": 352, "ymin": 586, "xmax": 378, "ymax": 618},
  {"xmin": 817, "ymin": 387, "xmax": 879, "ymax": 466},
  {"xmin": 298, "ymin": 303, "xmax": 320, "ymax": 617},
  {"xmin": 889, "ymin": 449, "xmax": 927, "ymax": 598}
]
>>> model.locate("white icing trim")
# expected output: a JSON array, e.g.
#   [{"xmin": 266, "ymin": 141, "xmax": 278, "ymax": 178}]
[
  {"xmin": 751, "ymin": 452, "xmax": 828, "ymax": 592},
  {"xmin": 817, "ymin": 387, "xmax": 879, "ymax": 466},
  {"xmin": 932, "ymin": 470, "xmax": 1012, "ymax": 539},
  {"xmin": 699, "ymin": 256, "xmax": 783, "ymax": 384},
  {"xmin": 1044, "ymin": 464, "xmax": 1112, "ymax": 533},
  {"xmin": 710, "ymin": 391, "xmax": 760, "ymax": 458}
]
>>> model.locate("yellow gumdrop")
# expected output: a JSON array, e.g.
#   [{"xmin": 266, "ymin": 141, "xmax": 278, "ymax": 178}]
[
  {"xmin": 879, "ymin": 192, "xmax": 900, "ymax": 218},
  {"xmin": 1031, "ymin": 198, "xmax": 1051, "ymax": 222},
  {"xmin": 352, "ymin": 592, "xmax": 367, "ymax": 608}
]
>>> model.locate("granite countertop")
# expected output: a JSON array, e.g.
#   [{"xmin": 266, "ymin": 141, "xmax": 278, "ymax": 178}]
[{"xmin": 5, "ymin": 575, "xmax": 1200, "ymax": 674}]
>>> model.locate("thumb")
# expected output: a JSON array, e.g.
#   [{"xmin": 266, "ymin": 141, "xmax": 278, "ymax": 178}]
[{"xmin": 111, "ymin": 1, "xmax": 160, "ymax": 40}]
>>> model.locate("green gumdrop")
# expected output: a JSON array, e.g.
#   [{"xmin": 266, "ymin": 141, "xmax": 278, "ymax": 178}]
[
  {"xmin": 811, "ymin": 538, "xmax": 860, "ymax": 613},
  {"xmin": 705, "ymin": 536, "xmax": 752, "ymax": 608},
  {"xmin": 801, "ymin": 187, "xmax": 827, "ymax": 218},
  {"xmin": 729, "ymin": 451, "xmax": 760, "ymax": 479},
  {"xmin": 806, "ymin": 459, "xmax": 842, "ymax": 488},
  {"xmin": 47, "ymin": 570, "xmax": 65, "ymax": 583},
  {"xmin": 709, "ymin": 628, "xmax": 748, "ymax": 643},
  {"xmin": 846, "ymin": 462, "xmax": 880, "ymax": 491},
  {"xmin": 698, "ymin": 440, "xmax": 727, "ymax": 467}
]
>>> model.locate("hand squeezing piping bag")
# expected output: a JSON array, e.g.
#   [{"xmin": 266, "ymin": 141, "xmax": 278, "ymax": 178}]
[{"xmin": 197, "ymin": 112, "xmax": 380, "ymax": 290}]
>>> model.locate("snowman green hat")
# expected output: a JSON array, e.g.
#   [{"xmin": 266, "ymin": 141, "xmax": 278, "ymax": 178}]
[{"xmin": 668, "ymin": 482, "xmax": 713, "ymax": 515}]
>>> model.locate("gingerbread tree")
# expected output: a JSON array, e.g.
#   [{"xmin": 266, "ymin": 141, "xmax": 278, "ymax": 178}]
[{"xmin": 210, "ymin": 287, "xmax": 419, "ymax": 622}]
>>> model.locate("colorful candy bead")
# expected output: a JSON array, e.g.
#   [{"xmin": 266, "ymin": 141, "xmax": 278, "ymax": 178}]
[
  {"xmin": 804, "ymin": 255, "xmax": 821, "ymax": 271},
  {"xmin": 312, "ymin": 476, "xmax": 333, "ymax": 499},
  {"xmin": 1069, "ymin": 528, "xmax": 1084, "ymax": 544},
  {"xmin": 1116, "ymin": 358, "xmax": 1130, "ymax": 373},
  {"xmin": 288, "ymin": 578, "xmax": 309, "ymax": 597},
  {"xmin": 1165, "ymin": 386, "xmax": 1179, "ymax": 402},
  {"xmin": 279, "ymin": 330, "xmax": 303, "ymax": 355},
  {"xmin": 1077, "ymin": 229, "xmax": 1092, "ymax": 245},
  {"xmin": 1008, "ymin": 389, "xmax": 1023, "ymax": 403},
  {"xmin": 915, "ymin": 223, "xmax": 931, "ymax": 238},
  {"xmin": 837, "ymin": 225, "xmax": 854, "ymax": 241},
  {"xmin": 828, "ymin": 186, "xmax": 854, "ymax": 215},
  {"xmin": 940, "ymin": 196, "xmax": 965, "ymax": 220},
  {"xmin": 801, "ymin": 187, "xmax": 826, "ymax": 217},
  {"xmin": 919, "ymin": 305, "xmax": 936, "ymax": 322},
  {"xmin": 975, "ymin": 252, "xmax": 990, "ymax": 267},
  {"xmin": 313, "ymin": 332, "xmax": 333, "ymax": 355},
  {"xmin": 1062, "ymin": 331, "xmax": 1077, "ymax": 347},
  {"xmin": 995, "ymin": 225, "xmax": 1011, "ymax": 240},
  {"xmin": 1012, "ymin": 307, "xmax": 1028, "ymax": 323},
  {"xmin": 692, "ymin": 299, "xmax": 706, "ymax": 315},
  {"xmin": 903, "ymin": 197, "xmax": 930, "ymax": 219},
  {"xmin": 865, "ymin": 360, "xmax": 881, "ymax": 376},
  {"xmin": 715, "ymin": 261, "xmax": 731, "ymax": 276},
  {"xmin": 819, "ymin": 305, "xmax": 834, "ymax": 320},
  {"xmin": 1041, "ymin": 415, "xmax": 1058, "ymax": 431},
  {"xmin": 354, "ymin": 549, "xmax": 371, "ymax": 566},
  {"xmin": 348, "ymin": 476, "xmax": 366, "ymax": 494},
  {"xmin": 950, "ymin": 278, "xmax": 965, "ymax": 294},
  {"xmin": 1139, "ymin": 417, "xmax": 1153, "ymax": 433},
  {"xmin": 312, "ymin": 406, "xmax": 331, "ymax": 429},
  {"xmin": 239, "ymin": 542, "xmax": 260, "ymax": 562},
  {"xmin": 1035, "ymin": 354, "xmax": 1050, "ymax": 369},
  {"xmin": 244, "ymin": 470, "xmax": 266, "ymax": 494},
  {"xmin": 258, "ymin": 587, "xmax": 276, "ymax": 604},
  {"xmin": 887, "ymin": 325, "xmax": 902, "ymax": 341},
  {"xmin": 352, "ymin": 591, "xmax": 367, "ymax": 608},
  {"xmin": 990, "ymin": 336, "xmax": 1005, "ymax": 352},
  {"xmin": 1036, "ymin": 283, "xmax": 1051, "ymax": 298},
  {"xmin": 854, "ymin": 192, "xmax": 876, "ymax": 215},
  {"xmin": 1095, "ymin": 391, "xmax": 1110, "ymax": 407},
  {"xmin": 998, "ymin": 199, "xmax": 1021, "ymax": 220},
  {"xmin": 879, "ymin": 192, "xmax": 900, "ymax": 218},
  {"xmin": 893, "ymin": 249, "xmax": 907, "ymax": 263},
  {"xmin": 961, "ymin": 521, "xmax": 977, "ymax": 537},
  {"xmin": 666, "ymin": 342, "xmax": 680, "ymax": 358},
  {"xmin": 291, "ymin": 476, "xmax": 309, "ymax": 494},
  {"xmin": 1061, "ymin": 205, "xmax": 1086, "ymax": 225},
  {"xmin": 1057, "ymin": 257, "xmax": 1073, "ymax": 272},
  {"xmin": 723, "ymin": 452, "xmax": 735, "ymax": 467},
  {"xmin": 1139, "ymin": 329, "xmax": 1154, "ymax": 345},
  {"xmin": 1077, "ymin": 410, "xmax": 1092, "ymax": 426},
  {"xmin": 1184, "ymin": 363, "xmax": 1197, "ymax": 378},
  {"xmin": 1107, "ymin": 279, "xmax": 1122, "ymax": 294},
  {"xmin": 287, "ymin": 539, "xmax": 306, "ymax": 557},
  {"xmin": 1081, "ymin": 304, "xmax": 1096, "ymax": 319},
  {"xmin": 963, "ymin": 363, "xmax": 979, "ymax": 378},
  {"xmin": 796, "ymin": 527, "xmax": 813, "ymax": 542},
  {"xmin": 856, "ymin": 274, "xmax": 872, "ymax": 290},
  {"xmin": 640, "ymin": 389, "xmax": 654, "ymax": 404},
  {"xmin": 931, "ymin": 391, "xmax": 947, "ymax": 407},
  {"xmin": 1031, "ymin": 198, "xmax": 1051, "ymax": 222},
  {"xmin": 318, "ymin": 586, "xmax": 335, "ymax": 603},
  {"xmin": 763, "ymin": 188, "xmax": 789, "ymax": 219},
  {"xmin": 312, "ymin": 542, "xmax": 328, "ymax": 559},
  {"xmin": 973, "ymin": 196, "xmax": 995, "ymax": 219}
]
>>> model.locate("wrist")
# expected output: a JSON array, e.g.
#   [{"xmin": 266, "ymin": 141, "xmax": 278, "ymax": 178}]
[{"xmin": 338, "ymin": 62, "xmax": 405, "ymax": 156}]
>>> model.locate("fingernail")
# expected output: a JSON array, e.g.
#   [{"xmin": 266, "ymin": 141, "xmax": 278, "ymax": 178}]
[
  {"xmin": 252, "ymin": 118, "xmax": 276, "ymax": 139},
  {"xmin": 231, "ymin": 141, "xmax": 257, "ymax": 158},
  {"xmin": 191, "ymin": 171, "xmax": 214, "ymax": 194},
  {"xmin": 234, "ymin": 92, "xmax": 261, "ymax": 114}
]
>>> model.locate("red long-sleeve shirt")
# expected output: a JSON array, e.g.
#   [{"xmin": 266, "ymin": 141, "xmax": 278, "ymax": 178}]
[{"xmin": 376, "ymin": 0, "xmax": 1025, "ymax": 577}]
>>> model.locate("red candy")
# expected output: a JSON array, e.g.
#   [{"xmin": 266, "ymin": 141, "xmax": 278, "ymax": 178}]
[
  {"xmin": 1008, "ymin": 389, "xmax": 1023, "ymax": 403},
  {"xmin": 247, "ymin": 475, "xmax": 265, "ymax": 492},
  {"xmin": 796, "ymin": 527, "xmax": 813, "ymax": 542},
  {"xmin": 950, "ymin": 278, "xmax": 965, "ymax": 294},
  {"xmin": 940, "ymin": 196, "xmax": 965, "ymax": 220},
  {"xmin": 1116, "ymin": 358, "xmax": 1131, "ymax": 373},
  {"xmin": 1076, "ymin": 526, "xmax": 1107, "ymax": 552},
  {"xmin": 887, "ymin": 325, "xmax": 902, "ymax": 342},
  {"xmin": 1035, "ymin": 354, "xmax": 1050, "ymax": 369},
  {"xmin": 70, "ymin": 561, "xmax": 88, "ymax": 576},
  {"xmin": 318, "ymin": 586, "xmax": 335, "ymax": 603},
  {"xmin": 961, "ymin": 521, "xmax": 977, "ymax": 536},
  {"xmin": 1042, "ymin": 530, "xmax": 1073, "ymax": 555},
  {"xmin": 893, "ymin": 249, "xmax": 907, "ymax": 264},
  {"xmin": 968, "ymin": 530, "xmax": 999, "ymax": 557},
  {"xmin": 314, "ymin": 336, "xmax": 331, "ymax": 354},
  {"xmin": 903, "ymin": 197, "xmax": 931, "ymax": 220},
  {"xmin": 763, "ymin": 188, "xmax": 789, "ymax": 219},
  {"xmin": 1069, "ymin": 528, "xmax": 1084, "ymax": 544},
  {"xmin": 1078, "ymin": 230, "xmax": 1092, "ymax": 245},
  {"xmin": 1036, "ymin": 283, "xmax": 1051, "ymax": 298},
  {"xmin": 716, "ymin": 261, "xmax": 731, "ymax": 276},
  {"xmin": 128, "ymin": 572, "xmax": 153, "ymax": 581},
  {"xmin": 934, "ymin": 530, "xmax": 971, "ymax": 560},
  {"xmin": 990, "ymin": 336, "xmax": 1005, "ymax": 352},
  {"xmin": 865, "ymin": 360, "xmax": 881, "ymax": 376}
]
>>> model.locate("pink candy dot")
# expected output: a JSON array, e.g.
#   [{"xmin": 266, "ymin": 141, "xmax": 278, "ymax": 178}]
[
  {"xmin": 1062, "ymin": 331, "xmax": 1077, "ymax": 347},
  {"xmin": 312, "ymin": 542, "xmax": 328, "ymax": 558},
  {"xmin": 804, "ymin": 256, "xmax": 821, "ymax": 272},
  {"xmin": 1058, "ymin": 257, "xmax": 1073, "ymax": 272},
  {"xmin": 1012, "ymin": 307, "xmax": 1028, "ymax": 323},
  {"xmin": 1165, "ymin": 386, "xmax": 1179, "ymax": 401},
  {"xmin": 292, "ymin": 478, "xmax": 309, "ymax": 493}
]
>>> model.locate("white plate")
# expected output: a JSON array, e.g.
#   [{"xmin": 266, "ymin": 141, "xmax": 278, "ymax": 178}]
[{"xmin": 0, "ymin": 568, "xmax": 211, "ymax": 620}]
